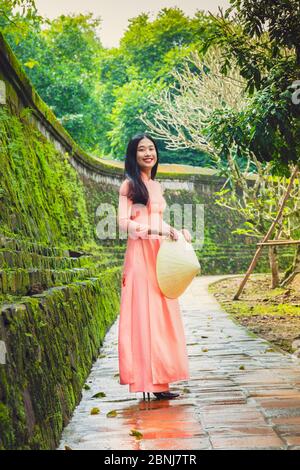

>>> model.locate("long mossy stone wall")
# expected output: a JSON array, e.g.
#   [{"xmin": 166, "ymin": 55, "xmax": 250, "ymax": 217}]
[
  {"xmin": 0, "ymin": 32, "xmax": 123, "ymax": 450},
  {"xmin": 0, "ymin": 267, "xmax": 121, "ymax": 450}
]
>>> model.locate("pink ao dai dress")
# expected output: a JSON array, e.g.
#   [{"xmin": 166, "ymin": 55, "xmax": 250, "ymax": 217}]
[{"xmin": 117, "ymin": 172, "xmax": 190, "ymax": 393}]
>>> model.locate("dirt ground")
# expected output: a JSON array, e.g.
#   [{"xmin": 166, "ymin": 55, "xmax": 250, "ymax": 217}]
[{"xmin": 208, "ymin": 273, "xmax": 300, "ymax": 354}]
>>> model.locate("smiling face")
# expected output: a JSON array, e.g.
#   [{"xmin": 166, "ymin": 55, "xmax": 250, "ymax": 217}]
[{"xmin": 136, "ymin": 137, "xmax": 157, "ymax": 173}]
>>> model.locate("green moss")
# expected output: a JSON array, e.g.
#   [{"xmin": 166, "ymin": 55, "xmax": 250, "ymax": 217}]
[
  {"xmin": 225, "ymin": 302, "xmax": 300, "ymax": 318},
  {"xmin": 0, "ymin": 268, "xmax": 121, "ymax": 449},
  {"xmin": 0, "ymin": 106, "xmax": 95, "ymax": 247},
  {"xmin": 0, "ymin": 403, "xmax": 15, "ymax": 448},
  {"xmin": 0, "ymin": 32, "xmax": 120, "ymax": 450}
]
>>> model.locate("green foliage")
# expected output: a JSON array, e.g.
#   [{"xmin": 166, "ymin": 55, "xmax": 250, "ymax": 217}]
[
  {"xmin": 0, "ymin": 106, "xmax": 93, "ymax": 247},
  {"xmin": 5, "ymin": 7, "xmax": 219, "ymax": 164},
  {"xmin": 0, "ymin": 269, "xmax": 121, "ymax": 449},
  {"xmin": 4, "ymin": 2, "xmax": 300, "ymax": 171},
  {"xmin": 102, "ymin": 7, "xmax": 220, "ymax": 161},
  {"xmin": 203, "ymin": 68, "xmax": 300, "ymax": 171},
  {"xmin": 0, "ymin": 0, "xmax": 43, "ymax": 41},
  {"xmin": 120, "ymin": 8, "xmax": 197, "ymax": 78},
  {"xmin": 6, "ymin": 13, "xmax": 104, "ymax": 152},
  {"xmin": 228, "ymin": 0, "xmax": 300, "ymax": 64},
  {"xmin": 106, "ymin": 79, "xmax": 161, "ymax": 156},
  {"xmin": 203, "ymin": 0, "xmax": 300, "ymax": 170}
]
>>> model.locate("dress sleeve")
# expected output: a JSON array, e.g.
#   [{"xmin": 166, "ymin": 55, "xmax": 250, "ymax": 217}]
[
  {"xmin": 159, "ymin": 182, "xmax": 180, "ymax": 235},
  {"xmin": 160, "ymin": 183, "xmax": 170, "ymax": 232},
  {"xmin": 117, "ymin": 179, "xmax": 151, "ymax": 239}
]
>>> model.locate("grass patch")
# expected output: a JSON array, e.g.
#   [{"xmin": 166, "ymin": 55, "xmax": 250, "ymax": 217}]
[{"xmin": 208, "ymin": 273, "xmax": 300, "ymax": 354}]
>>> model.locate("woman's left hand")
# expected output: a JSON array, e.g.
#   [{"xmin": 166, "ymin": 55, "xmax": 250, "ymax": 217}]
[{"xmin": 181, "ymin": 228, "xmax": 192, "ymax": 243}]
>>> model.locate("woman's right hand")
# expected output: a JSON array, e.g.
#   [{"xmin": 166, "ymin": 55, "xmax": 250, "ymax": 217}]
[{"xmin": 162, "ymin": 227, "xmax": 179, "ymax": 240}]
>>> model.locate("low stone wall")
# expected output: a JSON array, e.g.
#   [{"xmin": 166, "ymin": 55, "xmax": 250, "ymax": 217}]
[{"xmin": 0, "ymin": 267, "xmax": 121, "ymax": 450}]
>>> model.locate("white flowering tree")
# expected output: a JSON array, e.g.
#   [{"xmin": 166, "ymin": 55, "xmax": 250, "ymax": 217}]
[
  {"xmin": 141, "ymin": 47, "xmax": 300, "ymax": 289},
  {"xmin": 141, "ymin": 46, "xmax": 247, "ymax": 158}
]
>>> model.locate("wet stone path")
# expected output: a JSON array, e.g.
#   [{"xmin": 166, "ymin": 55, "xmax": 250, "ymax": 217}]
[{"xmin": 58, "ymin": 275, "xmax": 300, "ymax": 450}]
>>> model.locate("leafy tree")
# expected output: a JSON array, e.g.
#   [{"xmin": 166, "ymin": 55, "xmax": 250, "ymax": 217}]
[
  {"xmin": 106, "ymin": 79, "xmax": 160, "ymax": 157},
  {"xmin": 5, "ymin": 5, "xmax": 266, "ymax": 166},
  {"xmin": 0, "ymin": 0, "xmax": 43, "ymax": 40},
  {"xmin": 227, "ymin": 0, "xmax": 300, "ymax": 66},
  {"xmin": 102, "ymin": 7, "xmax": 220, "ymax": 162},
  {"xmin": 120, "ymin": 8, "xmax": 195, "ymax": 79},
  {"xmin": 141, "ymin": 46, "xmax": 248, "ymax": 168},
  {"xmin": 7, "ymin": 13, "xmax": 105, "ymax": 151},
  {"xmin": 201, "ymin": 1, "xmax": 300, "ymax": 172}
]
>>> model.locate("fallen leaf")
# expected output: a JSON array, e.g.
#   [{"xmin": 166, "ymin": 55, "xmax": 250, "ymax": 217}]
[
  {"xmin": 90, "ymin": 407, "xmax": 100, "ymax": 415},
  {"xmin": 92, "ymin": 392, "xmax": 106, "ymax": 398},
  {"xmin": 130, "ymin": 429, "xmax": 143, "ymax": 439},
  {"xmin": 106, "ymin": 410, "xmax": 117, "ymax": 418}
]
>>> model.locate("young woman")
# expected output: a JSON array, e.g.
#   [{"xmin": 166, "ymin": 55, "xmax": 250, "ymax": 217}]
[{"xmin": 117, "ymin": 133, "xmax": 190, "ymax": 400}]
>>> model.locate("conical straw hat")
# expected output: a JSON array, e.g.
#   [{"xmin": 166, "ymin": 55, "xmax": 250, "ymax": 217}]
[{"xmin": 156, "ymin": 231, "xmax": 201, "ymax": 299}]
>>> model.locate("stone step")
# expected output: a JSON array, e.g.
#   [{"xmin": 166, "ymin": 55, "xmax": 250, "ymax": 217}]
[
  {"xmin": 0, "ymin": 263, "xmax": 122, "ymax": 303},
  {"xmin": 0, "ymin": 248, "xmax": 119, "ymax": 270},
  {"xmin": 101, "ymin": 245, "xmax": 126, "ymax": 253},
  {"xmin": 0, "ymin": 260, "xmax": 122, "ymax": 296},
  {"xmin": 0, "ymin": 233, "xmax": 80, "ymax": 258},
  {"xmin": 0, "ymin": 232, "xmax": 120, "ymax": 262},
  {"xmin": 200, "ymin": 250, "xmax": 295, "ymax": 257},
  {"xmin": 103, "ymin": 243, "xmax": 294, "ymax": 255}
]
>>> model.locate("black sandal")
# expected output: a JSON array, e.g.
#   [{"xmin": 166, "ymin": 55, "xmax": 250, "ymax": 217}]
[{"xmin": 153, "ymin": 391, "xmax": 179, "ymax": 400}]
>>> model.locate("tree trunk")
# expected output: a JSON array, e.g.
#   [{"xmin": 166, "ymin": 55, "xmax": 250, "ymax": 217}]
[
  {"xmin": 233, "ymin": 164, "xmax": 299, "ymax": 300},
  {"xmin": 268, "ymin": 245, "xmax": 279, "ymax": 288},
  {"xmin": 280, "ymin": 244, "xmax": 300, "ymax": 287}
]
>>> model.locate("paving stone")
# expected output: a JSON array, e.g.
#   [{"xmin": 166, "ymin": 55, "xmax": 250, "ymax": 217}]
[
  {"xmin": 248, "ymin": 389, "xmax": 300, "ymax": 398},
  {"xmin": 139, "ymin": 437, "xmax": 211, "ymax": 450},
  {"xmin": 271, "ymin": 416, "xmax": 300, "ymax": 425},
  {"xmin": 58, "ymin": 275, "xmax": 300, "ymax": 450},
  {"xmin": 281, "ymin": 436, "xmax": 300, "ymax": 447},
  {"xmin": 207, "ymin": 425, "xmax": 279, "ymax": 437},
  {"xmin": 254, "ymin": 398, "xmax": 300, "ymax": 408},
  {"xmin": 262, "ymin": 408, "xmax": 300, "ymax": 418},
  {"xmin": 273, "ymin": 424, "xmax": 300, "ymax": 434},
  {"xmin": 210, "ymin": 434, "xmax": 286, "ymax": 450}
]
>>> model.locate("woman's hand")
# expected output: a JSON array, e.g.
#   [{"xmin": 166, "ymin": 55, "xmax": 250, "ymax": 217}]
[
  {"xmin": 162, "ymin": 227, "xmax": 179, "ymax": 240},
  {"xmin": 181, "ymin": 228, "xmax": 192, "ymax": 243}
]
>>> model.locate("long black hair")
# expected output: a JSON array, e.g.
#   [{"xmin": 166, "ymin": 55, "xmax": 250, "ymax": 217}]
[{"xmin": 124, "ymin": 133, "xmax": 159, "ymax": 205}]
